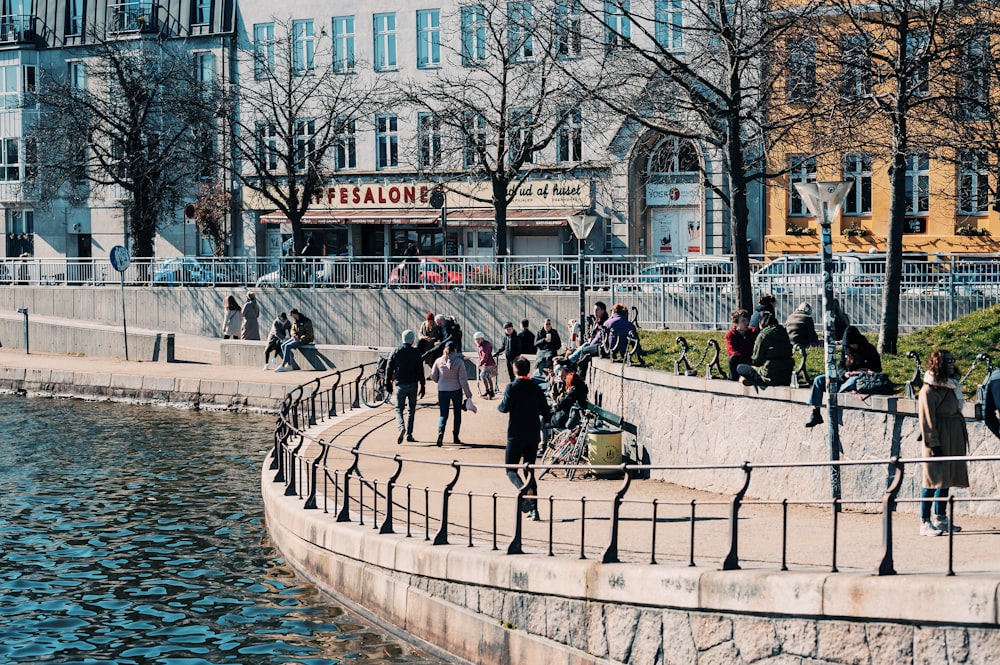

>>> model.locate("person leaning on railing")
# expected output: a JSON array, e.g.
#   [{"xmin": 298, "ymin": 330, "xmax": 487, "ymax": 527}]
[{"xmin": 917, "ymin": 349, "xmax": 969, "ymax": 537}]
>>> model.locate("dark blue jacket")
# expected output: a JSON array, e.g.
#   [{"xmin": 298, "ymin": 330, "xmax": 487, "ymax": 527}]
[{"xmin": 498, "ymin": 378, "xmax": 551, "ymax": 444}]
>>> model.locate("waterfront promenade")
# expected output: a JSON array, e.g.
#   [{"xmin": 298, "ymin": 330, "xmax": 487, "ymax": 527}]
[{"xmin": 7, "ymin": 333, "xmax": 1000, "ymax": 663}]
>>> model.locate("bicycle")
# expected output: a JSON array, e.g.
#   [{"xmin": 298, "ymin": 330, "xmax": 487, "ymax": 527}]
[
  {"xmin": 361, "ymin": 355, "xmax": 392, "ymax": 408},
  {"xmin": 537, "ymin": 409, "xmax": 593, "ymax": 480}
]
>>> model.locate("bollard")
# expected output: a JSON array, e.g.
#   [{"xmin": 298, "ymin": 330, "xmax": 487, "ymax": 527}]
[{"xmin": 16, "ymin": 307, "xmax": 27, "ymax": 354}]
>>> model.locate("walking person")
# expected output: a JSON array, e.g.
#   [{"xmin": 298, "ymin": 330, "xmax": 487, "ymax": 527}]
[
  {"xmin": 497, "ymin": 321, "xmax": 522, "ymax": 383},
  {"xmin": 240, "ymin": 291, "xmax": 261, "ymax": 340},
  {"xmin": 221, "ymin": 295, "xmax": 241, "ymax": 339},
  {"xmin": 262, "ymin": 312, "xmax": 291, "ymax": 370},
  {"xmin": 498, "ymin": 357, "xmax": 551, "ymax": 522},
  {"xmin": 387, "ymin": 329, "xmax": 426, "ymax": 444},
  {"xmin": 983, "ymin": 365, "xmax": 1000, "ymax": 439},
  {"xmin": 917, "ymin": 349, "xmax": 969, "ymax": 536},
  {"xmin": 275, "ymin": 308, "xmax": 314, "ymax": 373},
  {"xmin": 429, "ymin": 341, "xmax": 473, "ymax": 446}
]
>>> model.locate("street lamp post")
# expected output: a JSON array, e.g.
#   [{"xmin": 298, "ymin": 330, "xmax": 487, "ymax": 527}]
[
  {"xmin": 793, "ymin": 181, "xmax": 853, "ymax": 511},
  {"xmin": 568, "ymin": 214, "xmax": 598, "ymax": 346}
]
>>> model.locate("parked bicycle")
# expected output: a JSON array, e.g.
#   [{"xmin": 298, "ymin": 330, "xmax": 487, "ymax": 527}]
[
  {"xmin": 538, "ymin": 408, "xmax": 594, "ymax": 480},
  {"xmin": 361, "ymin": 355, "xmax": 392, "ymax": 408}
]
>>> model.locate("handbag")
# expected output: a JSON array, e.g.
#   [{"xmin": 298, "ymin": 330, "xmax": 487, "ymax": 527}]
[
  {"xmin": 464, "ymin": 397, "xmax": 478, "ymax": 413},
  {"xmin": 853, "ymin": 371, "xmax": 894, "ymax": 395}
]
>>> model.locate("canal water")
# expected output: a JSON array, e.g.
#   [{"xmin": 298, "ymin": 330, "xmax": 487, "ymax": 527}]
[{"xmin": 0, "ymin": 395, "xmax": 443, "ymax": 665}]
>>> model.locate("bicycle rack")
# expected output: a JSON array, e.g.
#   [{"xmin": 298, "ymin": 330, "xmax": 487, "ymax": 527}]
[
  {"xmin": 903, "ymin": 351, "xmax": 923, "ymax": 399},
  {"xmin": 793, "ymin": 344, "xmax": 811, "ymax": 387},
  {"xmin": 673, "ymin": 336, "xmax": 696, "ymax": 376},
  {"xmin": 703, "ymin": 339, "xmax": 726, "ymax": 379}
]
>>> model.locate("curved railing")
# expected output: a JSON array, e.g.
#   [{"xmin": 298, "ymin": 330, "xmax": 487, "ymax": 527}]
[{"xmin": 269, "ymin": 366, "xmax": 1000, "ymax": 577}]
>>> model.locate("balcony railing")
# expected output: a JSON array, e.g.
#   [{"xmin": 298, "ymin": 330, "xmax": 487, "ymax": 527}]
[
  {"xmin": 0, "ymin": 15, "xmax": 34, "ymax": 44},
  {"xmin": 106, "ymin": 1, "xmax": 157, "ymax": 34}
]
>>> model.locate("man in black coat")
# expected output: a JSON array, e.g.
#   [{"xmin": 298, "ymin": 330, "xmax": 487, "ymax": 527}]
[
  {"xmin": 517, "ymin": 319, "xmax": 536, "ymax": 356},
  {"xmin": 497, "ymin": 321, "xmax": 522, "ymax": 383},
  {"xmin": 533, "ymin": 318, "xmax": 562, "ymax": 375},
  {"xmin": 498, "ymin": 357, "xmax": 551, "ymax": 521},
  {"xmin": 387, "ymin": 329, "xmax": 426, "ymax": 444}
]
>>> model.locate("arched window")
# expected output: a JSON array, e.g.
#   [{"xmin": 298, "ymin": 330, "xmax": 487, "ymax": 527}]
[{"xmin": 647, "ymin": 138, "xmax": 700, "ymax": 183}]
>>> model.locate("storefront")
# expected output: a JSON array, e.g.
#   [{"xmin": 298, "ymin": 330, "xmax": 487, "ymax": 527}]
[{"xmin": 252, "ymin": 177, "xmax": 594, "ymax": 258}]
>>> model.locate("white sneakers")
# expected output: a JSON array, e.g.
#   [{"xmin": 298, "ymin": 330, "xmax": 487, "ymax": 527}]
[
  {"xmin": 920, "ymin": 520, "xmax": 942, "ymax": 537},
  {"xmin": 263, "ymin": 364, "xmax": 271, "ymax": 371},
  {"xmin": 274, "ymin": 365, "xmax": 291, "ymax": 373}
]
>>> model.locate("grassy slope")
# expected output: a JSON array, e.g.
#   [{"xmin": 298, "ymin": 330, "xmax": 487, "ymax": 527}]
[{"xmin": 640, "ymin": 304, "xmax": 1000, "ymax": 399}]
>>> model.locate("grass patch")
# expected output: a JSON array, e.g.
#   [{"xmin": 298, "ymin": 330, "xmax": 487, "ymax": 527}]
[{"xmin": 639, "ymin": 304, "xmax": 1000, "ymax": 399}]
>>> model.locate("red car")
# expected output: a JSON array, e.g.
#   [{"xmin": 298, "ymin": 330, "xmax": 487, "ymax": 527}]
[{"xmin": 388, "ymin": 257, "xmax": 464, "ymax": 288}]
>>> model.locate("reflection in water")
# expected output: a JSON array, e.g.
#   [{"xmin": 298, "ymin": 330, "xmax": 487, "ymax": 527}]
[{"xmin": 0, "ymin": 395, "xmax": 442, "ymax": 664}]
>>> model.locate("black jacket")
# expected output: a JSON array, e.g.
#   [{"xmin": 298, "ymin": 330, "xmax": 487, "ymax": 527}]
[
  {"xmin": 517, "ymin": 328, "xmax": 536, "ymax": 355},
  {"xmin": 838, "ymin": 342, "xmax": 881, "ymax": 383},
  {"xmin": 498, "ymin": 378, "xmax": 551, "ymax": 444},
  {"xmin": 534, "ymin": 328, "xmax": 562, "ymax": 354},
  {"xmin": 498, "ymin": 332, "xmax": 522, "ymax": 360},
  {"xmin": 387, "ymin": 345, "xmax": 426, "ymax": 389}
]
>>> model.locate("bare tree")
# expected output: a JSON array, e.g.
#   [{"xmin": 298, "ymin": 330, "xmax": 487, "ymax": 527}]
[
  {"xmin": 559, "ymin": 0, "xmax": 833, "ymax": 310},
  {"xmin": 404, "ymin": 0, "xmax": 604, "ymax": 257},
  {"xmin": 817, "ymin": 0, "xmax": 980, "ymax": 353},
  {"xmin": 229, "ymin": 18, "xmax": 384, "ymax": 256},
  {"xmin": 193, "ymin": 182, "xmax": 232, "ymax": 257},
  {"xmin": 29, "ymin": 35, "xmax": 218, "ymax": 258}
]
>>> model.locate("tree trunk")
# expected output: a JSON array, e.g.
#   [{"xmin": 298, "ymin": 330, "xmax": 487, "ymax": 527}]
[
  {"xmin": 726, "ymin": 105, "xmax": 753, "ymax": 311},
  {"xmin": 492, "ymin": 178, "xmax": 509, "ymax": 258},
  {"xmin": 878, "ymin": 147, "xmax": 907, "ymax": 355},
  {"xmin": 129, "ymin": 196, "xmax": 156, "ymax": 259}
]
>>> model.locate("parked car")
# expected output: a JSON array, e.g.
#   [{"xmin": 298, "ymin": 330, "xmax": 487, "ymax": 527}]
[
  {"xmin": 152, "ymin": 258, "xmax": 215, "ymax": 285},
  {"xmin": 509, "ymin": 264, "xmax": 567, "ymax": 289},
  {"xmin": 255, "ymin": 257, "xmax": 360, "ymax": 288},
  {"xmin": 387, "ymin": 257, "xmax": 464, "ymax": 288},
  {"xmin": 619, "ymin": 257, "xmax": 736, "ymax": 293}
]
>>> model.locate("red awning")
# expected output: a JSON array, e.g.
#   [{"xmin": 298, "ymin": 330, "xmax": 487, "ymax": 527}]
[{"xmin": 259, "ymin": 207, "xmax": 586, "ymax": 227}]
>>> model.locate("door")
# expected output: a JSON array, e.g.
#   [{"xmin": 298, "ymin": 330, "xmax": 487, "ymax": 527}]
[{"xmin": 651, "ymin": 208, "xmax": 701, "ymax": 257}]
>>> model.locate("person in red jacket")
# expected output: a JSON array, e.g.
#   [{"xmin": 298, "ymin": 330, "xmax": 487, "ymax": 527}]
[{"xmin": 724, "ymin": 309, "xmax": 757, "ymax": 381}]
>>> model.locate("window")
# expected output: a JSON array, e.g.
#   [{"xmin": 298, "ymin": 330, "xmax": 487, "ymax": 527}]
[
  {"xmin": 293, "ymin": 20, "xmax": 315, "ymax": 74},
  {"xmin": 295, "ymin": 119, "xmax": 315, "ymax": 172},
  {"xmin": 5, "ymin": 209, "xmax": 32, "ymax": 257},
  {"xmin": 906, "ymin": 31, "xmax": 928, "ymax": 97},
  {"xmin": 195, "ymin": 52, "xmax": 215, "ymax": 85},
  {"xmin": 603, "ymin": 0, "xmax": 630, "ymax": 51},
  {"xmin": 418, "ymin": 112, "xmax": 441, "ymax": 168},
  {"xmin": 68, "ymin": 61, "xmax": 86, "ymax": 91},
  {"xmin": 0, "ymin": 137, "xmax": 19, "ymax": 181},
  {"xmin": 334, "ymin": 118, "xmax": 356, "ymax": 170},
  {"xmin": 332, "ymin": 16, "xmax": 355, "ymax": 73},
  {"xmin": 0, "ymin": 65, "xmax": 16, "ymax": 109},
  {"xmin": 68, "ymin": 0, "xmax": 84, "ymax": 34},
  {"xmin": 654, "ymin": 0, "xmax": 682, "ymax": 52},
  {"xmin": 904, "ymin": 152, "xmax": 929, "ymax": 215},
  {"xmin": 508, "ymin": 2, "xmax": 533, "ymax": 61},
  {"xmin": 842, "ymin": 153, "xmax": 872, "ymax": 215},
  {"xmin": 194, "ymin": 0, "xmax": 210, "ymax": 24},
  {"xmin": 788, "ymin": 155, "xmax": 816, "ymax": 216},
  {"xmin": 463, "ymin": 111, "xmax": 486, "ymax": 168},
  {"xmin": 958, "ymin": 150, "xmax": 989, "ymax": 214},
  {"xmin": 786, "ymin": 37, "xmax": 816, "ymax": 102},
  {"xmin": 373, "ymin": 13, "xmax": 397, "ymax": 71},
  {"xmin": 509, "ymin": 108, "xmax": 533, "ymax": 164},
  {"xmin": 960, "ymin": 33, "xmax": 990, "ymax": 120},
  {"xmin": 376, "ymin": 114, "xmax": 398, "ymax": 169},
  {"xmin": 256, "ymin": 122, "xmax": 277, "ymax": 173},
  {"xmin": 554, "ymin": 0, "xmax": 581, "ymax": 58},
  {"xmin": 648, "ymin": 137, "xmax": 699, "ymax": 177},
  {"xmin": 841, "ymin": 34, "xmax": 870, "ymax": 99},
  {"xmin": 253, "ymin": 23, "xmax": 274, "ymax": 79},
  {"xmin": 557, "ymin": 107, "xmax": 581, "ymax": 163},
  {"xmin": 416, "ymin": 10, "xmax": 440, "ymax": 68},
  {"xmin": 461, "ymin": 6, "xmax": 487, "ymax": 65}
]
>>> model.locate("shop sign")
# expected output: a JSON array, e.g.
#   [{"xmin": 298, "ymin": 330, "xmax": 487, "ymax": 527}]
[{"xmin": 646, "ymin": 183, "xmax": 700, "ymax": 207}]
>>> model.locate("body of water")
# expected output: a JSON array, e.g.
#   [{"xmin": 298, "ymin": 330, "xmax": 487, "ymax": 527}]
[{"xmin": 0, "ymin": 395, "xmax": 442, "ymax": 665}]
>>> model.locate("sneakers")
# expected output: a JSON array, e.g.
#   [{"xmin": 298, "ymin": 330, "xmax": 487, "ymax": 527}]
[
  {"xmin": 263, "ymin": 364, "xmax": 271, "ymax": 371},
  {"xmin": 526, "ymin": 509, "xmax": 540, "ymax": 522},
  {"xmin": 920, "ymin": 520, "xmax": 943, "ymax": 537},
  {"xmin": 805, "ymin": 409, "xmax": 824, "ymax": 428},
  {"xmin": 274, "ymin": 365, "xmax": 291, "ymax": 373},
  {"xmin": 934, "ymin": 516, "xmax": 962, "ymax": 532},
  {"xmin": 406, "ymin": 435, "xmax": 417, "ymax": 443},
  {"xmin": 739, "ymin": 376, "xmax": 754, "ymax": 387}
]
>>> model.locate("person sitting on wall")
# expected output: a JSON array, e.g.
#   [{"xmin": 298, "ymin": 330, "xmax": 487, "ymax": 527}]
[
  {"xmin": 785, "ymin": 302, "xmax": 819, "ymax": 349},
  {"xmin": 736, "ymin": 310, "xmax": 793, "ymax": 388},
  {"xmin": 749, "ymin": 294, "xmax": 777, "ymax": 331},
  {"xmin": 605, "ymin": 303, "xmax": 643, "ymax": 363},
  {"xmin": 803, "ymin": 326, "xmax": 881, "ymax": 428},
  {"xmin": 724, "ymin": 308, "xmax": 757, "ymax": 381}
]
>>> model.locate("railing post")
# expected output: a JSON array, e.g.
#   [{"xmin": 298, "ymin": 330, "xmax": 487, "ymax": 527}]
[
  {"xmin": 379, "ymin": 455, "xmax": 405, "ymax": 534},
  {"xmin": 303, "ymin": 435, "xmax": 333, "ymax": 510},
  {"xmin": 432, "ymin": 462, "xmax": 462, "ymax": 545},
  {"xmin": 602, "ymin": 465, "xmax": 632, "ymax": 564},
  {"xmin": 284, "ymin": 434, "xmax": 305, "ymax": 497},
  {"xmin": 721, "ymin": 462, "xmax": 752, "ymax": 571},
  {"xmin": 507, "ymin": 463, "xmax": 532, "ymax": 555},
  {"xmin": 876, "ymin": 457, "xmax": 904, "ymax": 576},
  {"xmin": 336, "ymin": 446, "xmax": 361, "ymax": 523}
]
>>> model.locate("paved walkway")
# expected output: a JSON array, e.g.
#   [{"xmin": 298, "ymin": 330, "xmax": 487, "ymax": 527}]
[{"xmin": 5, "ymin": 337, "xmax": 1000, "ymax": 576}]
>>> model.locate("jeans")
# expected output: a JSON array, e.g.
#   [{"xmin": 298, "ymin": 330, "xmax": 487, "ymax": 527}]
[
  {"xmin": 736, "ymin": 364, "xmax": 761, "ymax": 385},
  {"xmin": 281, "ymin": 339, "xmax": 304, "ymax": 364},
  {"xmin": 394, "ymin": 382, "xmax": 418, "ymax": 435},
  {"xmin": 437, "ymin": 389, "xmax": 463, "ymax": 433},
  {"xmin": 728, "ymin": 355, "xmax": 749, "ymax": 381},
  {"xmin": 505, "ymin": 438, "xmax": 540, "ymax": 511},
  {"xmin": 807, "ymin": 375, "xmax": 860, "ymax": 407},
  {"xmin": 921, "ymin": 487, "xmax": 950, "ymax": 521},
  {"xmin": 568, "ymin": 343, "xmax": 599, "ymax": 365}
]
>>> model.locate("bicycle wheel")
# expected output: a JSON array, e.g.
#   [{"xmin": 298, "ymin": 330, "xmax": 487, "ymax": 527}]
[
  {"xmin": 380, "ymin": 376, "xmax": 392, "ymax": 404},
  {"xmin": 361, "ymin": 374, "xmax": 386, "ymax": 408},
  {"xmin": 538, "ymin": 430, "xmax": 570, "ymax": 479}
]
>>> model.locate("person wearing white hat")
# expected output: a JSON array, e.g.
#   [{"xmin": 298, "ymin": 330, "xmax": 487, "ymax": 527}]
[{"xmin": 473, "ymin": 331, "xmax": 498, "ymax": 399}]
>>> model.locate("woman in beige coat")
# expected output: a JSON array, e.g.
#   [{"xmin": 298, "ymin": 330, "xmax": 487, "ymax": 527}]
[{"xmin": 917, "ymin": 349, "xmax": 969, "ymax": 536}]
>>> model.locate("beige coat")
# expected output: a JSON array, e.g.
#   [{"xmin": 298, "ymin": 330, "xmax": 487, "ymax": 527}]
[{"xmin": 918, "ymin": 382, "xmax": 970, "ymax": 489}]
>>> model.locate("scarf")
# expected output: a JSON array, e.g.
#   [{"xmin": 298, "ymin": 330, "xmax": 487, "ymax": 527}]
[{"xmin": 923, "ymin": 370, "xmax": 963, "ymax": 403}]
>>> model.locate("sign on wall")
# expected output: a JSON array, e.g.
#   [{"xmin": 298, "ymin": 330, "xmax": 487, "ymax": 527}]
[{"xmin": 646, "ymin": 183, "xmax": 700, "ymax": 207}]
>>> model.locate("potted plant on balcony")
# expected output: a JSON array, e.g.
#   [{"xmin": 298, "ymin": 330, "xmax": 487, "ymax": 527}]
[
  {"xmin": 956, "ymin": 224, "xmax": 990, "ymax": 237},
  {"xmin": 842, "ymin": 224, "xmax": 868, "ymax": 238},
  {"xmin": 786, "ymin": 223, "xmax": 815, "ymax": 236}
]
